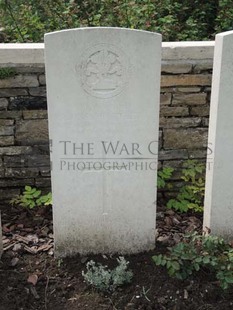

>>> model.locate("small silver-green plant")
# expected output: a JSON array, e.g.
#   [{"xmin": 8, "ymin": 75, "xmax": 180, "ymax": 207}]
[{"xmin": 82, "ymin": 256, "xmax": 133, "ymax": 292}]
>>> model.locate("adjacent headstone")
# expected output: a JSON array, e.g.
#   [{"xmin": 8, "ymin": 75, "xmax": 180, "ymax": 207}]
[
  {"xmin": 204, "ymin": 30, "xmax": 233, "ymax": 238},
  {"xmin": 45, "ymin": 28, "xmax": 161, "ymax": 256}
]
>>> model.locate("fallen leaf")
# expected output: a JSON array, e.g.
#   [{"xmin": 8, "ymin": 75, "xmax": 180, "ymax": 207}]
[
  {"xmin": 24, "ymin": 245, "xmax": 38, "ymax": 254},
  {"xmin": 37, "ymin": 243, "xmax": 53, "ymax": 252},
  {"xmin": 2, "ymin": 238, "xmax": 11, "ymax": 245},
  {"xmin": 3, "ymin": 243, "xmax": 15, "ymax": 251},
  {"xmin": 27, "ymin": 274, "xmax": 38, "ymax": 286},
  {"xmin": 40, "ymin": 226, "xmax": 49, "ymax": 236},
  {"xmin": 26, "ymin": 234, "xmax": 39, "ymax": 244},
  {"xmin": 10, "ymin": 257, "xmax": 19, "ymax": 267},
  {"xmin": 172, "ymin": 217, "xmax": 180, "ymax": 225},
  {"xmin": 157, "ymin": 235, "xmax": 170, "ymax": 244},
  {"xmin": 2, "ymin": 224, "xmax": 11, "ymax": 233},
  {"xmin": 48, "ymin": 249, "xmax": 54, "ymax": 256},
  {"xmin": 13, "ymin": 243, "xmax": 22, "ymax": 252}
]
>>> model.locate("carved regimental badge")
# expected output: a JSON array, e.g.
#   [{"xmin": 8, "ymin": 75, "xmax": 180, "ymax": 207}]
[{"xmin": 80, "ymin": 44, "xmax": 129, "ymax": 99}]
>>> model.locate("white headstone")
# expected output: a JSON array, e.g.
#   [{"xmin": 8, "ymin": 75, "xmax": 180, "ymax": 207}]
[
  {"xmin": 45, "ymin": 28, "xmax": 161, "ymax": 256},
  {"xmin": 204, "ymin": 30, "xmax": 233, "ymax": 238}
]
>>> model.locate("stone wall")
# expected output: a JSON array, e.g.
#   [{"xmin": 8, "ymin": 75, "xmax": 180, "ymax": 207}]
[{"xmin": 0, "ymin": 42, "xmax": 214, "ymax": 202}]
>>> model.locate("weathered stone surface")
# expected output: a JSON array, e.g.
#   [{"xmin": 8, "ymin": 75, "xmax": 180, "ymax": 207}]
[
  {"xmin": 14, "ymin": 65, "xmax": 45, "ymax": 73},
  {"xmin": 177, "ymin": 87, "xmax": 201, "ymax": 92},
  {"xmin": 0, "ymin": 146, "xmax": 32, "ymax": 155},
  {"xmin": 39, "ymin": 74, "xmax": 46, "ymax": 85},
  {"xmin": 190, "ymin": 106, "xmax": 209, "ymax": 116},
  {"xmin": 0, "ymin": 75, "xmax": 39, "ymax": 88},
  {"xmin": 0, "ymin": 111, "xmax": 22, "ymax": 119},
  {"xmin": 158, "ymin": 149, "xmax": 188, "ymax": 160},
  {"xmin": 16, "ymin": 119, "xmax": 48, "ymax": 145},
  {"xmin": 8, "ymin": 97, "xmax": 47, "ymax": 110},
  {"xmin": 160, "ymin": 93, "xmax": 171, "ymax": 105},
  {"xmin": 0, "ymin": 126, "xmax": 14, "ymax": 136},
  {"xmin": 160, "ymin": 106, "xmax": 189, "ymax": 117},
  {"xmin": 188, "ymin": 149, "xmax": 207, "ymax": 159},
  {"xmin": 0, "ymin": 98, "xmax": 8, "ymax": 110},
  {"xmin": 35, "ymin": 177, "xmax": 51, "ymax": 187},
  {"xmin": 0, "ymin": 188, "xmax": 20, "ymax": 200},
  {"xmin": 0, "ymin": 119, "xmax": 14, "ymax": 126},
  {"xmin": 0, "ymin": 168, "xmax": 4, "ymax": 177},
  {"xmin": 163, "ymin": 160, "xmax": 184, "ymax": 169},
  {"xmin": 162, "ymin": 42, "xmax": 214, "ymax": 61},
  {"xmin": 202, "ymin": 118, "xmax": 209, "ymax": 126},
  {"xmin": 33, "ymin": 145, "xmax": 50, "ymax": 155},
  {"xmin": 160, "ymin": 87, "xmax": 176, "ymax": 92},
  {"xmin": 4, "ymin": 154, "xmax": 50, "ymax": 167},
  {"xmin": 163, "ymin": 160, "xmax": 184, "ymax": 179},
  {"xmin": 164, "ymin": 128, "xmax": 208, "ymax": 149},
  {"xmin": 204, "ymin": 87, "xmax": 211, "ymax": 92},
  {"xmin": 161, "ymin": 74, "xmax": 212, "ymax": 87},
  {"xmin": 0, "ymin": 136, "xmax": 14, "ymax": 146},
  {"xmin": 0, "ymin": 88, "xmax": 28, "ymax": 97},
  {"xmin": 3, "ymin": 156, "xmax": 25, "ymax": 167},
  {"xmin": 39, "ymin": 167, "xmax": 51, "ymax": 176},
  {"xmin": 161, "ymin": 62, "xmax": 192, "ymax": 74},
  {"xmin": 29, "ymin": 87, "xmax": 46, "ymax": 97},
  {"xmin": 160, "ymin": 117, "xmax": 201, "ymax": 128},
  {"xmin": 158, "ymin": 130, "xmax": 163, "ymax": 150},
  {"xmin": 5, "ymin": 167, "xmax": 39, "ymax": 178},
  {"xmin": 193, "ymin": 61, "xmax": 213, "ymax": 73},
  {"xmin": 172, "ymin": 93, "xmax": 207, "ymax": 105},
  {"xmin": 23, "ymin": 110, "xmax": 48, "ymax": 119},
  {"xmin": 0, "ymin": 178, "xmax": 34, "ymax": 187}
]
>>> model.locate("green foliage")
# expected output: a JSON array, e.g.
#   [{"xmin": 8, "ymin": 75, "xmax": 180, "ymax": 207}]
[
  {"xmin": 0, "ymin": 1, "xmax": 232, "ymax": 42},
  {"xmin": 82, "ymin": 256, "xmax": 133, "ymax": 292},
  {"xmin": 10, "ymin": 185, "xmax": 52, "ymax": 209},
  {"xmin": 0, "ymin": 67, "xmax": 16, "ymax": 79},
  {"xmin": 152, "ymin": 232, "xmax": 233, "ymax": 290},
  {"xmin": 215, "ymin": 0, "xmax": 233, "ymax": 34},
  {"xmin": 167, "ymin": 160, "xmax": 205, "ymax": 213},
  {"xmin": 157, "ymin": 167, "xmax": 174, "ymax": 189}
]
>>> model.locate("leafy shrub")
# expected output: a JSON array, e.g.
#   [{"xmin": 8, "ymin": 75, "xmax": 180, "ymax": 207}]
[
  {"xmin": 167, "ymin": 160, "xmax": 205, "ymax": 213},
  {"xmin": 157, "ymin": 166, "xmax": 174, "ymax": 189},
  {"xmin": 153, "ymin": 232, "xmax": 233, "ymax": 290},
  {"xmin": 215, "ymin": 0, "xmax": 233, "ymax": 34},
  {"xmin": 82, "ymin": 256, "xmax": 133, "ymax": 292},
  {"xmin": 0, "ymin": 0, "xmax": 229, "ymax": 42},
  {"xmin": 10, "ymin": 185, "xmax": 52, "ymax": 209}
]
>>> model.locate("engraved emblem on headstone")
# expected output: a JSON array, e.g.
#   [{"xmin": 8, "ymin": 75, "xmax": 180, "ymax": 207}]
[{"xmin": 81, "ymin": 44, "xmax": 129, "ymax": 98}]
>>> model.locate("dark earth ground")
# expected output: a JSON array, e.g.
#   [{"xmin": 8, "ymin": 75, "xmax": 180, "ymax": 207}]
[{"xmin": 1, "ymin": 204, "xmax": 233, "ymax": 310}]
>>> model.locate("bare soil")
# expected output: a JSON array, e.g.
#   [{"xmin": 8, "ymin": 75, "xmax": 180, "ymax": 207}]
[{"xmin": 0, "ymin": 204, "xmax": 233, "ymax": 310}]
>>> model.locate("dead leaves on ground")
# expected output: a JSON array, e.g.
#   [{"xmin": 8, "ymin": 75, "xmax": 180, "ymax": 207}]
[
  {"xmin": 2, "ymin": 207, "xmax": 54, "ymax": 260},
  {"xmin": 156, "ymin": 207, "xmax": 202, "ymax": 246}
]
